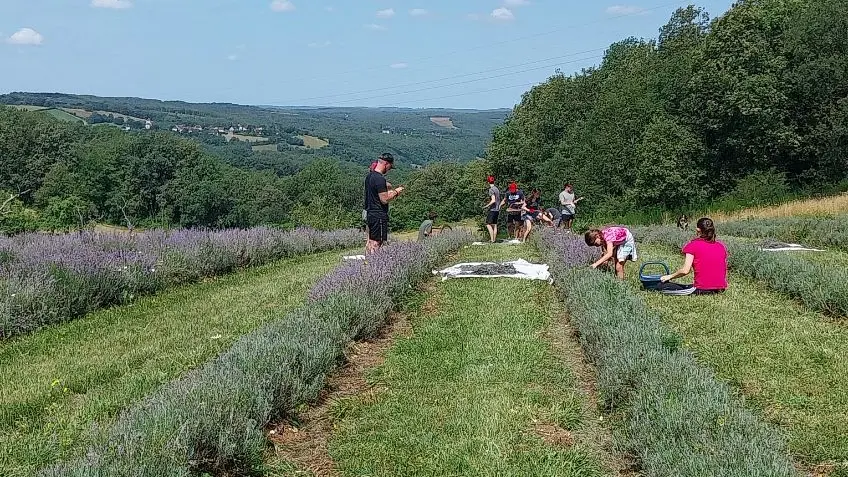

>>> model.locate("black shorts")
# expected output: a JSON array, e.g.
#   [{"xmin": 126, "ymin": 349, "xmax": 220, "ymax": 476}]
[
  {"xmin": 561, "ymin": 211, "xmax": 575, "ymax": 221},
  {"xmin": 367, "ymin": 215, "xmax": 388, "ymax": 243},
  {"xmin": 506, "ymin": 212, "xmax": 522, "ymax": 224},
  {"xmin": 486, "ymin": 210, "xmax": 500, "ymax": 225}
]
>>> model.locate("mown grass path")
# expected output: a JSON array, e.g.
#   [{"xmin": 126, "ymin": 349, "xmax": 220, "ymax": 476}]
[
  {"xmin": 0, "ymin": 249, "xmax": 351, "ymax": 477},
  {"xmin": 303, "ymin": 244, "xmax": 611, "ymax": 476},
  {"xmin": 631, "ymin": 244, "xmax": 848, "ymax": 469}
]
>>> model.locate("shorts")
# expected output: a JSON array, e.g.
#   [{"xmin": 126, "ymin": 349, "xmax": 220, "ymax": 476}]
[
  {"xmin": 367, "ymin": 215, "xmax": 388, "ymax": 243},
  {"xmin": 561, "ymin": 210, "xmax": 575, "ymax": 221},
  {"xmin": 506, "ymin": 212, "xmax": 523, "ymax": 224},
  {"xmin": 486, "ymin": 210, "xmax": 500, "ymax": 225},
  {"xmin": 615, "ymin": 234, "xmax": 638, "ymax": 262}
]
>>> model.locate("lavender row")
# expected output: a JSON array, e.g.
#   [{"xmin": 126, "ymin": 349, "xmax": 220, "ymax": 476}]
[
  {"xmin": 1, "ymin": 227, "xmax": 362, "ymax": 339},
  {"xmin": 632, "ymin": 225, "xmax": 848, "ymax": 319},
  {"xmin": 42, "ymin": 229, "xmax": 474, "ymax": 476},
  {"xmin": 537, "ymin": 229, "xmax": 796, "ymax": 476}
]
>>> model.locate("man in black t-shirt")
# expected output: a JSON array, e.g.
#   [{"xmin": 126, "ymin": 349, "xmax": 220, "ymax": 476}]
[{"xmin": 364, "ymin": 153, "xmax": 404, "ymax": 254}]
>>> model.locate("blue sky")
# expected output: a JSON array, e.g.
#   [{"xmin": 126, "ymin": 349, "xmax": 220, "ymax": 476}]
[{"xmin": 1, "ymin": 0, "xmax": 734, "ymax": 109}]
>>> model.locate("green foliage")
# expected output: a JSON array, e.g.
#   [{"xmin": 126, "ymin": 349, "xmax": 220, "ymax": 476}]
[
  {"xmin": 0, "ymin": 193, "xmax": 40, "ymax": 235},
  {"xmin": 634, "ymin": 225, "xmax": 848, "ymax": 319},
  {"xmin": 40, "ymin": 196, "xmax": 93, "ymax": 233},
  {"xmin": 538, "ymin": 230, "xmax": 797, "ymax": 476},
  {"xmin": 488, "ymin": 1, "xmax": 848, "ymax": 220}
]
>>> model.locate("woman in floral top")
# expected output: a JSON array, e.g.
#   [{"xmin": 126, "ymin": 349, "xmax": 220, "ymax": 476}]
[{"xmin": 584, "ymin": 226, "xmax": 638, "ymax": 279}]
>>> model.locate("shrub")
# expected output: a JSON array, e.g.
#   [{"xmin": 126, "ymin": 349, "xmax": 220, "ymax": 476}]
[
  {"xmin": 632, "ymin": 225, "xmax": 848, "ymax": 319},
  {"xmin": 719, "ymin": 215, "xmax": 848, "ymax": 252},
  {"xmin": 42, "ymin": 229, "xmax": 474, "ymax": 476},
  {"xmin": 0, "ymin": 226, "xmax": 362, "ymax": 339},
  {"xmin": 538, "ymin": 228, "xmax": 797, "ymax": 476}
]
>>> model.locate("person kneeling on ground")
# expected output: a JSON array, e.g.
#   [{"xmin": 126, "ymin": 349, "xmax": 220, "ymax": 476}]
[
  {"xmin": 586, "ymin": 225, "xmax": 638, "ymax": 279},
  {"xmin": 657, "ymin": 217, "xmax": 728, "ymax": 295},
  {"xmin": 418, "ymin": 211, "xmax": 437, "ymax": 241}
]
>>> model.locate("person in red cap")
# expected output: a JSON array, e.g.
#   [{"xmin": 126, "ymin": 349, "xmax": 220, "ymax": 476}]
[
  {"xmin": 482, "ymin": 175, "xmax": 501, "ymax": 243},
  {"xmin": 499, "ymin": 180, "xmax": 526, "ymax": 240}
]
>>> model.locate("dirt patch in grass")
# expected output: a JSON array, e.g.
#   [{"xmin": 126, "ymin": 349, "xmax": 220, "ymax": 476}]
[
  {"xmin": 544, "ymin": 315, "xmax": 641, "ymax": 476},
  {"xmin": 531, "ymin": 421, "xmax": 575, "ymax": 447},
  {"xmin": 267, "ymin": 284, "xmax": 438, "ymax": 476},
  {"xmin": 429, "ymin": 116, "xmax": 457, "ymax": 129}
]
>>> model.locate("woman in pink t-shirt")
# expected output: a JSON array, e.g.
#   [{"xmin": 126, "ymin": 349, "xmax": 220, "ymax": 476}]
[{"xmin": 659, "ymin": 217, "xmax": 728, "ymax": 295}]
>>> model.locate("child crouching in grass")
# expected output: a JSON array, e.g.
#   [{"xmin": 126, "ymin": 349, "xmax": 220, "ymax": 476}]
[{"xmin": 585, "ymin": 226, "xmax": 637, "ymax": 279}]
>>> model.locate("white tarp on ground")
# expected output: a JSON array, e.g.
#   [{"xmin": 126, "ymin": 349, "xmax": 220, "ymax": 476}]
[
  {"xmin": 343, "ymin": 255, "xmax": 366, "ymax": 260},
  {"xmin": 433, "ymin": 259, "xmax": 551, "ymax": 282},
  {"xmin": 760, "ymin": 243, "xmax": 825, "ymax": 252},
  {"xmin": 471, "ymin": 239, "xmax": 523, "ymax": 246}
]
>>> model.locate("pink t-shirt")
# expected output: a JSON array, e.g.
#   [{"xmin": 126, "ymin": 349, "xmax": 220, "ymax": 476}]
[
  {"xmin": 682, "ymin": 238, "xmax": 728, "ymax": 290},
  {"xmin": 602, "ymin": 226, "xmax": 629, "ymax": 245}
]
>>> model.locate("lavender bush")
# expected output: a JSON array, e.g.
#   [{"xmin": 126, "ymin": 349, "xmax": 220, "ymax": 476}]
[
  {"xmin": 632, "ymin": 225, "xmax": 848, "ymax": 319},
  {"xmin": 42, "ymin": 229, "xmax": 474, "ymax": 476},
  {"xmin": 1, "ymin": 226, "xmax": 362, "ymax": 339},
  {"xmin": 537, "ymin": 231, "xmax": 797, "ymax": 476}
]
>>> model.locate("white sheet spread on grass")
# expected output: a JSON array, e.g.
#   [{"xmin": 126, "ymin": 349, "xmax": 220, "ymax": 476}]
[
  {"xmin": 343, "ymin": 255, "xmax": 366, "ymax": 260},
  {"xmin": 434, "ymin": 259, "xmax": 551, "ymax": 282},
  {"xmin": 471, "ymin": 239, "xmax": 523, "ymax": 246},
  {"xmin": 760, "ymin": 243, "xmax": 825, "ymax": 252}
]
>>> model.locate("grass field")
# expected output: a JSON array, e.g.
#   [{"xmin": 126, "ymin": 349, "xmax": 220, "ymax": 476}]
[
  {"xmin": 299, "ymin": 134, "xmax": 329, "ymax": 149},
  {"xmin": 224, "ymin": 132, "xmax": 269, "ymax": 143},
  {"xmin": 430, "ymin": 116, "xmax": 457, "ymax": 129},
  {"xmin": 38, "ymin": 108, "xmax": 86, "ymax": 124},
  {"xmin": 630, "ymin": 244, "xmax": 848, "ymax": 469},
  {"xmin": 269, "ymin": 244, "xmax": 612, "ymax": 476},
  {"xmin": 252, "ymin": 143, "xmax": 279, "ymax": 152},
  {"xmin": 711, "ymin": 193, "xmax": 848, "ymax": 221},
  {"xmin": 0, "ymin": 249, "xmax": 351, "ymax": 476},
  {"xmin": 11, "ymin": 105, "xmax": 48, "ymax": 111}
]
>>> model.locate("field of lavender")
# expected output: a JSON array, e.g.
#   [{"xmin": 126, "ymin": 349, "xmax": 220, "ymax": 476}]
[
  {"xmin": 537, "ymin": 229, "xmax": 797, "ymax": 476},
  {"xmin": 0, "ymin": 227, "xmax": 361, "ymax": 339},
  {"xmin": 41, "ymin": 229, "xmax": 473, "ymax": 476},
  {"xmin": 633, "ymin": 225, "xmax": 848, "ymax": 319},
  {"xmin": 719, "ymin": 215, "xmax": 848, "ymax": 251}
]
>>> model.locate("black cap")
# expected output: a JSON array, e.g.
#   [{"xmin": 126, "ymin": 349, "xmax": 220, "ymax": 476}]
[{"xmin": 379, "ymin": 152, "xmax": 394, "ymax": 164}]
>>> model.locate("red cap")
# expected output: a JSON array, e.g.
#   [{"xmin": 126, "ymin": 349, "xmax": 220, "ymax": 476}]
[
  {"xmin": 486, "ymin": 175, "xmax": 495, "ymax": 184},
  {"xmin": 508, "ymin": 182, "xmax": 517, "ymax": 192}
]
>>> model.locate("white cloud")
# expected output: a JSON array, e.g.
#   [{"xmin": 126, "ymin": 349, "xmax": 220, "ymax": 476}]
[
  {"xmin": 91, "ymin": 0, "xmax": 132, "ymax": 8},
  {"xmin": 390, "ymin": 62, "xmax": 408, "ymax": 69},
  {"xmin": 504, "ymin": 0, "xmax": 530, "ymax": 6},
  {"xmin": 308, "ymin": 40, "xmax": 331, "ymax": 48},
  {"xmin": 606, "ymin": 5, "xmax": 646, "ymax": 15},
  {"xmin": 227, "ymin": 54, "xmax": 239, "ymax": 61},
  {"xmin": 365, "ymin": 23, "xmax": 387, "ymax": 31},
  {"xmin": 376, "ymin": 8, "xmax": 395, "ymax": 18},
  {"xmin": 270, "ymin": 0, "xmax": 295, "ymax": 12},
  {"xmin": 410, "ymin": 8, "xmax": 428, "ymax": 17},
  {"xmin": 491, "ymin": 7, "xmax": 514, "ymax": 21},
  {"xmin": 7, "ymin": 28, "xmax": 44, "ymax": 46}
]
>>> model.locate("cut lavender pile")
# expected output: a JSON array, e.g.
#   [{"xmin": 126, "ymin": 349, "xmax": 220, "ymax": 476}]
[{"xmin": 1, "ymin": 226, "xmax": 361, "ymax": 339}]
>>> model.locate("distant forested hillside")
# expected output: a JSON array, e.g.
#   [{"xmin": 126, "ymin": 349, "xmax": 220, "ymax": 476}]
[{"xmin": 0, "ymin": 92, "xmax": 507, "ymax": 168}]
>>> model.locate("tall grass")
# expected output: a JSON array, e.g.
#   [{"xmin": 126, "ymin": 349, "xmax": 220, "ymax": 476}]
[
  {"xmin": 717, "ymin": 215, "xmax": 848, "ymax": 251},
  {"xmin": 0, "ymin": 227, "xmax": 361, "ymax": 339},
  {"xmin": 709, "ymin": 192, "xmax": 848, "ymax": 221},
  {"xmin": 41, "ymin": 230, "xmax": 474, "ymax": 476},
  {"xmin": 633, "ymin": 226, "xmax": 848, "ymax": 319},
  {"xmin": 537, "ymin": 229, "xmax": 797, "ymax": 476}
]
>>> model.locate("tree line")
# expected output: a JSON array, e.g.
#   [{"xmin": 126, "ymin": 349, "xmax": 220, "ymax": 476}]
[
  {"xmin": 0, "ymin": 106, "xmax": 365, "ymax": 234},
  {"xmin": 487, "ymin": 0, "xmax": 848, "ymax": 220}
]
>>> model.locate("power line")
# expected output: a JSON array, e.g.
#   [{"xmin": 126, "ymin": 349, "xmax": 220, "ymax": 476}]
[
  {"xmin": 267, "ymin": 0, "xmax": 686, "ymax": 88},
  {"xmin": 306, "ymin": 55, "xmax": 603, "ymax": 106},
  {"xmin": 283, "ymin": 47, "xmax": 609, "ymax": 104}
]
